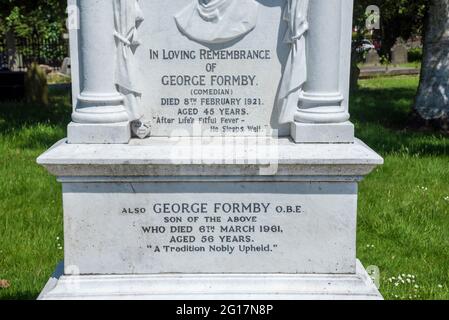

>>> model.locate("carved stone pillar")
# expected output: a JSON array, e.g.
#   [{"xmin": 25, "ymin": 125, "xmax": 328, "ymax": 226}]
[
  {"xmin": 292, "ymin": 0, "xmax": 354, "ymax": 143},
  {"xmin": 68, "ymin": 0, "xmax": 130, "ymax": 144}
]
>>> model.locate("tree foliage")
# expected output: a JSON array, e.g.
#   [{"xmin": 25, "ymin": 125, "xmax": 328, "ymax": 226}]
[
  {"xmin": 353, "ymin": 0, "xmax": 428, "ymax": 56},
  {"xmin": 1, "ymin": 0, "xmax": 429, "ymax": 48},
  {"xmin": 0, "ymin": 0, "xmax": 67, "ymax": 39}
]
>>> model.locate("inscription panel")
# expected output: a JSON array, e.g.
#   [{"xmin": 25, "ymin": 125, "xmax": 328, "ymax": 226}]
[
  {"xmin": 63, "ymin": 182, "xmax": 357, "ymax": 274},
  {"xmin": 136, "ymin": 1, "xmax": 290, "ymax": 136}
]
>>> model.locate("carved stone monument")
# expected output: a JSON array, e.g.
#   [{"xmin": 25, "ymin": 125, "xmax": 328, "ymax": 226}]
[{"xmin": 37, "ymin": 0, "xmax": 383, "ymax": 300}]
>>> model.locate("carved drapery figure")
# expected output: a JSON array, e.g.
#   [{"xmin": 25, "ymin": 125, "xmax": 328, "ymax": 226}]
[
  {"xmin": 175, "ymin": 0, "xmax": 259, "ymax": 44},
  {"xmin": 113, "ymin": 0, "xmax": 151, "ymax": 138},
  {"xmin": 278, "ymin": 0, "xmax": 309, "ymax": 125}
]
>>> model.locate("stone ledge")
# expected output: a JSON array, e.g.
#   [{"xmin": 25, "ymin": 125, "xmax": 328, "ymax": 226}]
[
  {"xmin": 38, "ymin": 260, "xmax": 382, "ymax": 300},
  {"xmin": 37, "ymin": 137, "xmax": 383, "ymax": 178}
]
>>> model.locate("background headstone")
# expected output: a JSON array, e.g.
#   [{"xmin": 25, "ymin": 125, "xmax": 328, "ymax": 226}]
[
  {"xmin": 365, "ymin": 49, "xmax": 380, "ymax": 65},
  {"xmin": 60, "ymin": 57, "xmax": 71, "ymax": 76},
  {"xmin": 391, "ymin": 42, "xmax": 408, "ymax": 65},
  {"xmin": 6, "ymin": 31, "xmax": 17, "ymax": 71}
]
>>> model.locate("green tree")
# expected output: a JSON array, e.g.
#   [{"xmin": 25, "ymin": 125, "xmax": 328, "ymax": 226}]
[
  {"xmin": 1, "ymin": 1, "xmax": 68, "ymax": 70},
  {"xmin": 0, "ymin": 0, "xmax": 67, "ymax": 39},
  {"xmin": 414, "ymin": 0, "xmax": 449, "ymax": 132},
  {"xmin": 353, "ymin": 0, "xmax": 428, "ymax": 57},
  {"xmin": 351, "ymin": 1, "xmax": 427, "ymax": 91}
]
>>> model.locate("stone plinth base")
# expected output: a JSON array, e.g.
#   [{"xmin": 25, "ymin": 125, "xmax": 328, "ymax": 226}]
[
  {"xmin": 37, "ymin": 137, "xmax": 383, "ymax": 300},
  {"xmin": 38, "ymin": 260, "xmax": 382, "ymax": 300},
  {"xmin": 291, "ymin": 122, "xmax": 355, "ymax": 143},
  {"xmin": 67, "ymin": 122, "xmax": 131, "ymax": 144}
]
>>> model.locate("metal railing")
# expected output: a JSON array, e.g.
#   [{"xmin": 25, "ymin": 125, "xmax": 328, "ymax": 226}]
[{"xmin": 0, "ymin": 35, "xmax": 69, "ymax": 72}]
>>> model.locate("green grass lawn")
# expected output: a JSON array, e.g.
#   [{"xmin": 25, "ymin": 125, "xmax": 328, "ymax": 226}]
[
  {"xmin": 0, "ymin": 88, "xmax": 68, "ymax": 299},
  {"xmin": 354, "ymin": 76, "xmax": 449, "ymax": 300},
  {"xmin": 0, "ymin": 76, "xmax": 448, "ymax": 300}
]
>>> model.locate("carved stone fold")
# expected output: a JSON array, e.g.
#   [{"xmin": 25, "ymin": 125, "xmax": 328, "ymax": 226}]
[
  {"xmin": 277, "ymin": 0, "xmax": 310, "ymax": 125},
  {"xmin": 174, "ymin": 0, "xmax": 259, "ymax": 44},
  {"xmin": 114, "ymin": 0, "xmax": 150, "ymax": 138}
]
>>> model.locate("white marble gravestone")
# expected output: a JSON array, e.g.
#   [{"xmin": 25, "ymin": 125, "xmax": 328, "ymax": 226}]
[{"xmin": 37, "ymin": 0, "xmax": 383, "ymax": 300}]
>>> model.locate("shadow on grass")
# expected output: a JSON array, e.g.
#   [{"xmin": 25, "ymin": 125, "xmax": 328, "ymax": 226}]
[
  {"xmin": 0, "ymin": 87, "xmax": 71, "ymax": 132},
  {"xmin": 351, "ymin": 86, "xmax": 449, "ymax": 157},
  {"xmin": 351, "ymin": 87, "xmax": 417, "ymax": 128},
  {"xmin": 0, "ymin": 87, "xmax": 71, "ymax": 149},
  {"xmin": 0, "ymin": 291, "xmax": 39, "ymax": 300}
]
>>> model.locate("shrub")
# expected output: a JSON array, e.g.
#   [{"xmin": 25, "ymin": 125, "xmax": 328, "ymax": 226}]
[{"xmin": 408, "ymin": 48, "xmax": 423, "ymax": 62}]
